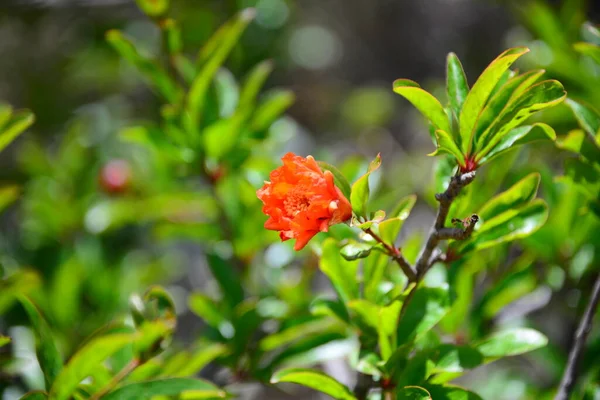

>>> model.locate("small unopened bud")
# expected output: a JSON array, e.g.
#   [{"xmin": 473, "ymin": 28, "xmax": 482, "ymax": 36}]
[{"xmin": 99, "ymin": 159, "xmax": 131, "ymax": 194}]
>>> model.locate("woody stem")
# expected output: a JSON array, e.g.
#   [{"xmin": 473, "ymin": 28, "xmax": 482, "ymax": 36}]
[{"xmin": 364, "ymin": 227, "xmax": 417, "ymax": 282}]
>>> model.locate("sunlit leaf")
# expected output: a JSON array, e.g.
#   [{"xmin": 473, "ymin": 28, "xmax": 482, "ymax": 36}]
[
  {"xmin": 429, "ymin": 129, "xmax": 465, "ymax": 166},
  {"xmin": 478, "ymin": 173, "xmax": 540, "ymax": 221},
  {"xmin": 574, "ymin": 42, "xmax": 600, "ymax": 65},
  {"xmin": 102, "ymin": 378, "xmax": 225, "ymax": 400},
  {"xmin": 20, "ymin": 297, "xmax": 63, "ymax": 389},
  {"xmin": 270, "ymin": 368, "xmax": 357, "ymax": 400},
  {"xmin": 475, "ymin": 328, "xmax": 548, "ymax": 359},
  {"xmin": 477, "ymin": 123, "xmax": 556, "ymax": 164},
  {"xmin": 250, "ymin": 89, "xmax": 295, "ymax": 133},
  {"xmin": 565, "ymin": 98, "xmax": 600, "ymax": 139},
  {"xmin": 320, "ymin": 238, "xmax": 359, "ymax": 303},
  {"xmin": 350, "ymin": 154, "xmax": 381, "ymax": 218},
  {"xmin": 49, "ymin": 334, "xmax": 135, "ymax": 400},
  {"xmin": 0, "ymin": 110, "xmax": 35, "ymax": 153},
  {"xmin": 459, "ymin": 47, "xmax": 530, "ymax": 153},
  {"xmin": 397, "ymin": 386, "xmax": 432, "ymax": 400},
  {"xmin": 393, "ymin": 79, "xmax": 452, "ymax": 136}
]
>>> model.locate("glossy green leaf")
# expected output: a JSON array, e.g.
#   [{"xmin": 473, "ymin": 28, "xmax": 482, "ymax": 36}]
[
  {"xmin": 459, "ymin": 47, "xmax": 529, "ymax": 153},
  {"xmin": 378, "ymin": 300, "xmax": 402, "ymax": 360},
  {"xmin": 556, "ymin": 129, "xmax": 600, "ymax": 164},
  {"xmin": 259, "ymin": 318, "xmax": 339, "ymax": 352},
  {"xmin": 423, "ymin": 385, "xmax": 483, "ymax": 400},
  {"xmin": 135, "ymin": 0, "xmax": 168, "ymax": 17},
  {"xmin": 186, "ymin": 9, "xmax": 255, "ymax": 132},
  {"xmin": 270, "ymin": 368, "xmax": 357, "ymax": 400},
  {"xmin": 565, "ymin": 98, "xmax": 600, "ymax": 138},
  {"xmin": 20, "ymin": 297, "xmax": 63, "ymax": 389},
  {"xmin": 102, "ymin": 378, "xmax": 225, "ymax": 400},
  {"xmin": 20, "ymin": 392, "xmax": 48, "ymax": 400},
  {"xmin": 446, "ymin": 52, "xmax": 469, "ymax": 119},
  {"xmin": 478, "ymin": 173, "xmax": 540, "ymax": 221},
  {"xmin": 475, "ymin": 328, "xmax": 548, "ymax": 359},
  {"xmin": 348, "ymin": 299, "xmax": 380, "ymax": 330},
  {"xmin": 397, "ymin": 285, "xmax": 451, "ymax": 346},
  {"xmin": 0, "ymin": 336, "xmax": 9, "ymax": 347},
  {"xmin": 479, "ymin": 267, "xmax": 537, "ymax": 319},
  {"xmin": 0, "ymin": 110, "xmax": 34, "ymax": 153},
  {"xmin": 340, "ymin": 241, "xmax": 373, "ymax": 261},
  {"xmin": 429, "ymin": 130, "xmax": 465, "ymax": 166},
  {"xmin": 475, "ymin": 80, "xmax": 565, "ymax": 160},
  {"xmin": 459, "ymin": 199, "xmax": 548, "ymax": 254},
  {"xmin": 318, "ymin": 161, "xmax": 352, "ymax": 201},
  {"xmin": 393, "ymin": 79, "xmax": 452, "ymax": 135},
  {"xmin": 188, "ymin": 293, "xmax": 225, "ymax": 328},
  {"xmin": 477, "ymin": 123, "xmax": 556, "ymax": 164},
  {"xmin": 430, "ymin": 344, "xmax": 484, "ymax": 375},
  {"xmin": 397, "ymin": 386, "xmax": 432, "ymax": 400},
  {"xmin": 320, "ymin": 238, "xmax": 359, "ymax": 303},
  {"xmin": 250, "ymin": 89, "xmax": 295, "ymax": 132},
  {"xmin": 49, "ymin": 334, "xmax": 135, "ymax": 400},
  {"xmin": 574, "ymin": 42, "xmax": 600, "ymax": 65},
  {"xmin": 106, "ymin": 30, "xmax": 181, "ymax": 104},
  {"xmin": 350, "ymin": 154, "xmax": 381, "ymax": 218},
  {"xmin": 471, "ymin": 69, "xmax": 545, "ymax": 149}
]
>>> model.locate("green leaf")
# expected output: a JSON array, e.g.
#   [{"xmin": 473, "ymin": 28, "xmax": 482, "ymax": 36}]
[
  {"xmin": 574, "ymin": 42, "xmax": 600, "ymax": 65},
  {"xmin": 390, "ymin": 194, "xmax": 417, "ymax": 220},
  {"xmin": 397, "ymin": 285, "xmax": 451, "ymax": 346},
  {"xmin": 0, "ymin": 336, "xmax": 10, "ymax": 347},
  {"xmin": 20, "ymin": 391, "xmax": 49, "ymax": 400},
  {"xmin": 430, "ymin": 344, "xmax": 483, "ymax": 375},
  {"xmin": 171, "ymin": 343, "xmax": 228, "ymax": 378},
  {"xmin": 214, "ymin": 68, "xmax": 240, "ymax": 118},
  {"xmin": 340, "ymin": 241, "xmax": 373, "ymax": 261},
  {"xmin": 458, "ymin": 199, "xmax": 548, "ymax": 254},
  {"xmin": 474, "ymin": 80, "xmax": 565, "ymax": 161},
  {"xmin": 135, "ymin": 0, "xmax": 168, "ymax": 17},
  {"xmin": 270, "ymin": 368, "xmax": 357, "ymax": 400},
  {"xmin": 348, "ymin": 300, "xmax": 380, "ymax": 331},
  {"xmin": 320, "ymin": 238, "xmax": 359, "ymax": 303},
  {"xmin": 477, "ymin": 123, "xmax": 556, "ymax": 164},
  {"xmin": 393, "ymin": 79, "xmax": 452, "ymax": 136},
  {"xmin": 188, "ymin": 293, "xmax": 226, "ymax": 328},
  {"xmin": 259, "ymin": 318, "xmax": 340, "ymax": 352},
  {"xmin": 185, "ymin": 9, "xmax": 255, "ymax": 133},
  {"xmin": 49, "ymin": 334, "xmax": 135, "ymax": 400},
  {"xmin": 350, "ymin": 154, "xmax": 382, "ymax": 218},
  {"xmin": 205, "ymin": 252, "xmax": 244, "ymax": 308},
  {"xmin": 0, "ymin": 270, "xmax": 40, "ymax": 314},
  {"xmin": 318, "ymin": 161, "xmax": 352, "ymax": 201},
  {"xmin": 106, "ymin": 30, "xmax": 181, "ymax": 104},
  {"xmin": 446, "ymin": 52, "xmax": 469, "ymax": 119},
  {"xmin": 556, "ymin": 129, "xmax": 600, "ymax": 165},
  {"xmin": 102, "ymin": 378, "xmax": 225, "ymax": 400},
  {"xmin": 478, "ymin": 267, "xmax": 537, "ymax": 319},
  {"xmin": 423, "ymin": 385, "xmax": 483, "ymax": 400},
  {"xmin": 250, "ymin": 89, "xmax": 295, "ymax": 132},
  {"xmin": 378, "ymin": 300, "xmax": 402, "ymax": 360},
  {"xmin": 565, "ymin": 98, "xmax": 600, "ymax": 138},
  {"xmin": 471, "ymin": 69, "xmax": 545, "ymax": 150},
  {"xmin": 161, "ymin": 19, "xmax": 182, "ymax": 54},
  {"xmin": 397, "ymin": 386, "xmax": 432, "ymax": 400},
  {"xmin": 478, "ymin": 173, "xmax": 540, "ymax": 221},
  {"xmin": 429, "ymin": 130, "xmax": 465, "ymax": 166},
  {"xmin": 475, "ymin": 328, "xmax": 548, "ymax": 359},
  {"xmin": 239, "ymin": 60, "xmax": 274, "ymax": 111},
  {"xmin": 0, "ymin": 185, "xmax": 20, "ymax": 214},
  {"xmin": 0, "ymin": 110, "xmax": 35, "ymax": 153},
  {"xmin": 459, "ymin": 47, "xmax": 529, "ymax": 153},
  {"xmin": 310, "ymin": 298, "xmax": 350, "ymax": 324},
  {"xmin": 19, "ymin": 297, "xmax": 63, "ymax": 389}
]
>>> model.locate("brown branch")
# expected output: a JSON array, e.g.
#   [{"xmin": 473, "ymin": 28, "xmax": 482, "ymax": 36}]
[
  {"xmin": 365, "ymin": 227, "xmax": 417, "ymax": 282},
  {"xmin": 399, "ymin": 171, "xmax": 476, "ymax": 318},
  {"xmin": 555, "ymin": 273, "xmax": 600, "ymax": 400}
]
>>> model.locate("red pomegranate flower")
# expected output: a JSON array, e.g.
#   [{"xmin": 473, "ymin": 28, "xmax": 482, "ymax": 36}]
[{"xmin": 257, "ymin": 153, "xmax": 353, "ymax": 251}]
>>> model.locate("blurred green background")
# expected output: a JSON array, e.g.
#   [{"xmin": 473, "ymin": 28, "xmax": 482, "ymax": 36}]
[{"xmin": 0, "ymin": 0, "xmax": 599, "ymax": 399}]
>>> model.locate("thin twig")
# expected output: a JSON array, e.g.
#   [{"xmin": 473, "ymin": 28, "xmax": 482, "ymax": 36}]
[
  {"xmin": 399, "ymin": 171, "xmax": 477, "ymax": 318},
  {"xmin": 555, "ymin": 273, "xmax": 600, "ymax": 400},
  {"xmin": 89, "ymin": 358, "xmax": 140, "ymax": 400},
  {"xmin": 365, "ymin": 227, "xmax": 417, "ymax": 282}
]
